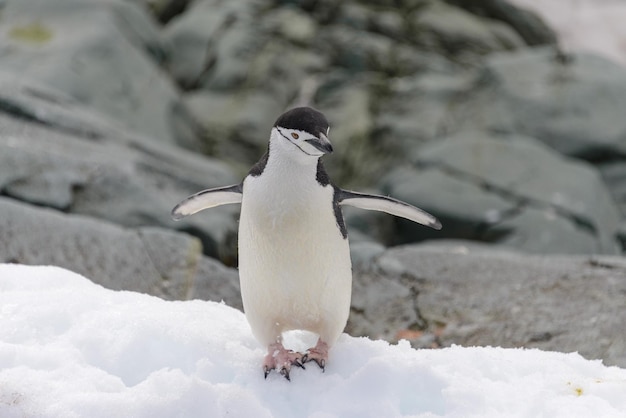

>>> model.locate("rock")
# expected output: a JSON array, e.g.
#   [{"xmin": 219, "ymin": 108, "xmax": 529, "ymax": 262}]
[
  {"xmin": 376, "ymin": 71, "xmax": 476, "ymax": 157},
  {"xmin": 275, "ymin": 0, "xmax": 340, "ymax": 24},
  {"xmin": 410, "ymin": 0, "xmax": 525, "ymax": 63},
  {"xmin": 0, "ymin": 104, "xmax": 240, "ymax": 263},
  {"xmin": 446, "ymin": 0, "xmax": 558, "ymax": 46},
  {"xmin": 0, "ymin": 0, "xmax": 202, "ymax": 149},
  {"xmin": 265, "ymin": 5, "xmax": 318, "ymax": 46},
  {"xmin": 129, "ymin": 0, "xmax": 193, "ymax": 24},
  {"xmin": 0, "ymin": 197, "xmax": 239, "ymax": 303},
  {"xmin": 0, "ymin": 70, "xmax": 171, "ymax": 147},
  {"xmin": 599, "ymin": 161, "xmax": 626, "ymax": 216},
  {"xmin": 349, "ymin": 241, "xmax": 626, "ymax": 367},
  {"xmin": 382, "ymin": 165, "xmax": 513, "ymax": 243},
  {"xmin": 165, "ymin": 0, "xmax": 321, "ymax": 96},
  {"xmin": 453, "ymin": 47, "xmax": 626, "ymax": 160},
  {"xmin": 381, "ymin": 133, "xmax": 622, "ymax": 254},
  {"xmin": 192, "ymin": 256, "xmax": 242, "ymax": 310},
  {"xmin": 183, "ymin": 90, "xmax": 284, "ymax": 168},
  {"xmin": 163, "ymin": 0, "xmax": 250, "ymax": 89},
  {"xmin": 199, "ymin": 27, "xmax": 321, "ymax": 103},
  {"xmin": 349, "ymin": 240, "xmax": 386, "ymax": 269},
  {"xmin": 338, "ymin": 3, "xmax": 406, "ymax": 41},
  {"xmin": 313, "ymin": 74, "xmax": 377, "ymax": 185},
  {"xmin": 319, "ymin": 24, "xmax": 454, "ymax": 76}
]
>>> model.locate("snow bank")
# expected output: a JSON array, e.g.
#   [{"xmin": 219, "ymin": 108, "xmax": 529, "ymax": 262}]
[
  {"xmin": 510, "ymin": 0, "xmax": 626, "ymax": 66},
  {"xmin": 1, "ymin": 264, "xmax": 625, "ymax": 417}
]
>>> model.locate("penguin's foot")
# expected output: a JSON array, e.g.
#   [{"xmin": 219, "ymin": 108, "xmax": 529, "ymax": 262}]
[
  {"xmin": 263, "ymin": 343, "xmax": 305, "ymax": 381},
  {"xmin": 303, "ymin": 339, "xmax": 329, "ymax": 371}
]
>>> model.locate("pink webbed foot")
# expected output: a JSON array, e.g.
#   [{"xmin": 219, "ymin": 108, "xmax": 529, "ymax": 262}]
[
  {"xmin": 303, "ymin": 339, "xmax": 329, "ymax": 371},
  {"xmin": 263, "ymin": 343, "xmax": 305, "ymax": 381}
]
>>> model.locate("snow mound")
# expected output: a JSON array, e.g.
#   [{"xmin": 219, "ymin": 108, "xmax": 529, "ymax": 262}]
[{"xmin": 1, "ymin": 264, "xmax": 625, "ymax": 417}]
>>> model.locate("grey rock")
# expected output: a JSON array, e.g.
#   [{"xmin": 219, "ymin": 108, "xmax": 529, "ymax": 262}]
[
  {"xmin": 382, "ymin": 165, "xmax": 513, "ymax": 243},
  {"xmin": 163, "ymin": 0, "xmax": 250, "ymax": 89},
  {"xmin": 349, "ymin": 242, "xmax": 626, "ymax": 367},
  {"xmin": 0, "ymin": 108, "xmax": 240, "ymax": 263},
  {"xmin": 338, "ymin": 3, "xmax": 405, "ymax": 41},
  {"xmin": 0, "ymin": 197, "xmax": 239, "ymax": 302},
  {"xmin": 192, "ymin": 255, "xmax": 242, "ymax": 309},
  {"xmin": 128, "ymin": 0, "xmax": 193, "ymax": 24},
  {"xmin": 265, "ymin": 5, "xmax": 318, "ymax": 46},
  {"xmin": 166, "ymin": 0, "xmax": 320, "ymax": 98},
  {"xmin": 454, "ymin": 47, "xmax": 626, "ymax": 160},
  {"xmin": 599, "ymin": 161, "xmax": 626, "ymax": 216},
  {"xmin": 349, "ymin": 240, "xmax": 386, "ymax": 270},
  {"xmin": 314, "ymin": 74, "xmax": 377, "ymax": 185},
  {"xmin": 489, "ymin": 206, "xmax": 606, "ymax": 255},
  {"xmin": 446, "ymin": 0, "xmax": 558, "ymax": 46},
  {"xmin": 0, "ymin": 69, "xmax": 135, "ymax": 143},
  {"xmin": 200, "ymin": 27, "xmax": 321, "ymax": 103},
  {"xmin": 411, "ymin": 0, "xmax": 525, "ymax": 63},
  {"xmin": 319, "ymin": 24, "xmax": 453, "ymax": 76},
  {"xmin": 376, "ymin": 71, "xmax": 476, "ymax": 157},
  {"xmin": 183, "ymin": 90, "xmax": 284, "ymax": 168},
  {"xmin": 381, "ymin": 133, "xmax": 622, "ymax": 254},
  {"xmin": 0, "ymin": 0, "xmax": 201, "ymax": 149},
  {"xmin": 275, "ymin": 0, "xmax": 340, "ymax": 24},
  {"xmin": 350, "ymin": 265, "xmax": 417, "ymax": 342}
]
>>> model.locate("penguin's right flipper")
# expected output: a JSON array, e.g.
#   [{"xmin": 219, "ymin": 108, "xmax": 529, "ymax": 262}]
[
  {"xmin": 337, "ymin": 189, "xmax": 442, "ymax": 230},
  {"xmin": 171, "ymin": 184, "xmax": 243, "ymax": 221}
]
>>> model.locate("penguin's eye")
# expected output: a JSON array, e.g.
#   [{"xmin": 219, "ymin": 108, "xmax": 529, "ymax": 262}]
[{"xmin": 291, "ymin": 132, "xmax": 299, "ymax": 140}]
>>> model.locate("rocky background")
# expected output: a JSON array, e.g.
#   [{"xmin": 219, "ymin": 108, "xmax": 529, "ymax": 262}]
[{"xmin": 0, "ymin": 0, "xmax": 625, "ymax": 367}]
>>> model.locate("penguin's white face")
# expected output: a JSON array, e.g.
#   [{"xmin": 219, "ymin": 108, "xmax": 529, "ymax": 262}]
[{"xmin": 272, "ymin": 126, "xmax": 333, "ymax": 158}]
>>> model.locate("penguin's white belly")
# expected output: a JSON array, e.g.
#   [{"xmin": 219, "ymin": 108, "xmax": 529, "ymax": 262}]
[{"xmin": 238, "ymin": 180, "xmax": 352, "ymax": 347}]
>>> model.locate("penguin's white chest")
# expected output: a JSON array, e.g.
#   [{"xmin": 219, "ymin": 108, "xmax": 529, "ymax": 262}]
[{"xmin": 238, "ymin": 169, "xmax": 352, "ymax": 346}]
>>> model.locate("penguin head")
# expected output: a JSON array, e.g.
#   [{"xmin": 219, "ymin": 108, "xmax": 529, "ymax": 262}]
[{"xmin": 271, "ymin": 107, "xmax": 333, "ymax": 159}]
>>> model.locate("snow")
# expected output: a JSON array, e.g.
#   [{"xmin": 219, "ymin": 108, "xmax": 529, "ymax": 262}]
[
  {"xmin": 1, "ymin": 264, "xmax": 625, "ymax": 417},
  {"xmin": 510, "ymin": 0, "xmax": 626, "ymax": 67}
]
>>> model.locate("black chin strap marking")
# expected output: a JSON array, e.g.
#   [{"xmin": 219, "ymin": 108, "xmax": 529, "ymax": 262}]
[{"xmin": 276, "ymin": 127, "xmax": 319, "ymax": 157}]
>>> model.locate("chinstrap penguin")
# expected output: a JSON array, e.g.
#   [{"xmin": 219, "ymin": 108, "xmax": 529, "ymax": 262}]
[{"xmin": 172, "ymin": 107, "xmax": 441, "ymax": 380}]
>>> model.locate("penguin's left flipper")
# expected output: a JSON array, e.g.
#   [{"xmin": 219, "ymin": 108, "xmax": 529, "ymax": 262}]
[
  {"xmin": 171, "ymin": 184, "xmax": 243, "ymax": 221},
  {"xmin": 337, "ymin": 189, "xmax": 442, "ymax": 230}
]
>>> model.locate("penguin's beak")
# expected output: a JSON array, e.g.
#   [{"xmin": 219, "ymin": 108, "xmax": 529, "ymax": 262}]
[{"xmin": 305, "ymin": 133, "xmax": 333, "ymax": 154}]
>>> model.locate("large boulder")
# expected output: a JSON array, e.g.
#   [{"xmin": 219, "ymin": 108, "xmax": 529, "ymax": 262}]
[
  {"xmin": 380, "ymin": 133, "xmax": 622, "ymax": 254},
  {"xmin": 0, "ymin": 83, "xmax": 240, "ymax": 263},
  {"xmin": 376, "ymin": 71, "xmax": 476, "ymax": 161},
  {"xmin": 350, "ymin": 241, "xmax": 626, "ymax": 367},
  {"xmin": 454, "ymin": 47, "xmax": 626, "ymax": 160},
  {"xmin": 0, "ymin": 197, "xmax": 240, "ymax": 303},
  {"xmin": 163, "ymin": 0, "xmax": 269, "ymax": 89},
  {"xmin": 446, "ymin": 0, "xmax": 558, "ymax": 46},
  {"xmin": 0, "ymin": 0, "xmax": 201, "ymax": 149},
  {"xmin": 410, "ymin": 0, "xmax": 525, "ymax": 63}
]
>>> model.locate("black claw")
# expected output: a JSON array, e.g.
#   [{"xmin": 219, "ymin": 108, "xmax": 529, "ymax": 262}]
[
  {"xmin": 302, "ymin": 354, "xmax": 309, "ymax": 363},
  {"xmin": 315, "ymin": 358, "xmax": 325, "ymax": 372},
  {"xmin": 264, "ymin": 366, "xmax": 272, "ymax": 379},
  {"xmin": 294, "ymin": 359, "xmax": 306, "ymax": 370},
  {"xmin": 280, "ymin": 367, "xmax": 291, "ymax": 381}
]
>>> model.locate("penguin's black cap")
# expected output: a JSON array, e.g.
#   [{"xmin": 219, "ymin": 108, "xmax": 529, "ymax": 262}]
[{"xmin": 274, "ymin": 107, "xmax": 329, "ymax": 138}]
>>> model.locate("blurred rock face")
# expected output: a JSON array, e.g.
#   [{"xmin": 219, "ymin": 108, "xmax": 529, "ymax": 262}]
[{"xmin": 0, "ymin": 0, "xmax": 625, "ymax": 364}]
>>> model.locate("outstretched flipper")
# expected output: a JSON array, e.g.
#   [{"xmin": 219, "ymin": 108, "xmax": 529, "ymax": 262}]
[
  {"xmin": 337, "ymin": 189, "xmax": 442, "ymax": 230},
  {"xmin": 171, "ymin": 184, "xmax": 243, "ymax": 221}
]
